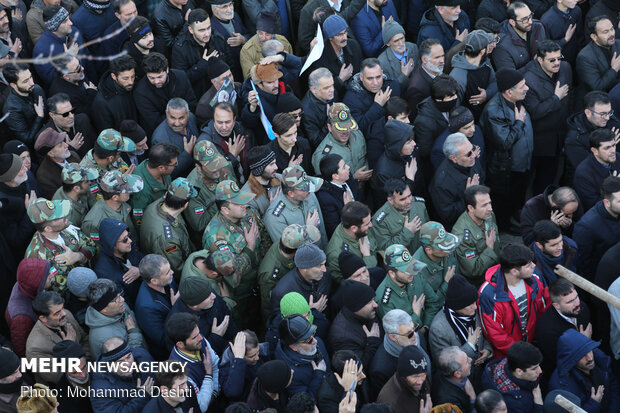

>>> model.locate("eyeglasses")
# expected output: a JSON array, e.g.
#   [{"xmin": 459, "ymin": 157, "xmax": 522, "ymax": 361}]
[
  {"xmin": 291, "ymin": 111, "xmax": 304, "ymax": 119},
  {"xmin": 592, "ymin": 109, "xmax": 614, "ymax": 118},
  {"xmin": 301, "ymin": 335, "xmax": 315, "ymax": 344},
  {"xmin": 396, "ymin": 330, "xmax": 416, "ymax": 339},
  {"xmin": 119, "ymin": 236, "xmax": 130, "ymax": 243},
  {"xmin": 67, "ymin": 65, "xmax": 83, "ymax": 74},
  {"xmin": 54, "ymin": 109, "xmax": 74, "ymax": 118},
  {"xmin": 516, "ymin": 12, "xmax": 534, "ymax": 23},
  {"xmin": 546, "ymin": 55, "xmax": 564, "ymax": 63},
  {"xmin": 165, "ymin": 161, "xmax": 179, "ymax": 167},
  {"xmin": 491, "ymin": 35, "xmax": 501, "ymax": 45}
]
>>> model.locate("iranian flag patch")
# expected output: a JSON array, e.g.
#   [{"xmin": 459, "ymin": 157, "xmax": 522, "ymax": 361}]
[
  {"xmin": 465, "ymin": 251, "xmax": 476, "ymax": 259},
  {"xmin": 195, "ymin": 207, "xmax": 205, "ymax": 215}
]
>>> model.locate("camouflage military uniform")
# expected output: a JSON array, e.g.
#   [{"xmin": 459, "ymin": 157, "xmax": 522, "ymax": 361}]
[
  {"xmin": 140, "ymin": 178, "xmax": 198, "ymax": 277},
  {"xmin": 25, "ymin": 199, "xmax": 96, "ymax": 295},
  {"xmin": 181, "ymin": 249, "xmax": 239, "ymax": 310},
  {"xmin": 51, "ymin": 163, "xmax": 98, "ymax": 227},
  {"xmin": 374, "ymin": 244, "xmax": 442, "ymax": 328},
  {"xmin": 452, "ymin": 211, "xmax": 501, "ymax": 286},
  {"xmin": 130, "ymin": 160, "xmax": 171, "ymax": 227},
  {"xmin": 202, "ymin": 180, "xmax": 271, "ymax": 329},
  {"xmin": 370, "ymin": 197, "xmax": 430, "ymax": 254},
  {"xmin": 257, "ymin": 224, "xmax": 321, "ymax": 321},
  {"xmin": 326, "ymin": 223, "xmax": 379, "ymax": 284}
]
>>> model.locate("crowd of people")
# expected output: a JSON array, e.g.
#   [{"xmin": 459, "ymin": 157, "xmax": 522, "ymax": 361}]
[{"xmin": 0, "ymin": 0, "xmax": 619, "ymax": 411}]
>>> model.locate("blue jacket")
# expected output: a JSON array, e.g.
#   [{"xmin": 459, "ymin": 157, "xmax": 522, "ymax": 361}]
[
  {"xmin": 134, "ymin": 281, "xmax": 177, "ymax": 360},
  {"xmin": 89, "ymin": 348, "xmax": 154, "ymax": 413},
  {"xmin": 218, "ymin": 342, "xmax": 268, "ymax": 401},
  {"xmin": 481, "ymin": 357, "xmax": 542, "ymax": 413},
  {"xmin": 431, "ymin": 126, "xmax": 485, "ymax": 172},
  {"xmin": 33, "ymin": 28, "xmax": 91, "ymax": 87},
  {"xmin": 70, "ymin": 5, "xmax": 116, "ymax": 59},
  {"xmin": 274, "ymin": 337, "xmax": 331, "ymax": 398},
  {"xmin": 573, "ymin": 153, "xmax": 620, "ymax": 212},
  {"xmin": 573, "ymin": 201, "xmax": 620, "ymax": 280},
  {"xmin": 94, "ymin": 218, "xmax": 144, "ymax": 308},
  {"xmin": 417, "ymin": 7, "xmax": 470, "ymax": 52},
  {"xmin": 549, "ymin": 329, "xmax": 620, "ymax": 413},
  {"xmin": 540, "ymin": 5, "xmax": 584, "ymax": 65},
  {"xmin": 350, "ymin": 1, "xmax": 399, "ymax": 57}
]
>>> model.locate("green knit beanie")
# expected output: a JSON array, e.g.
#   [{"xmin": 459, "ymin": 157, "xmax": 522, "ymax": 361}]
[{"xmin": 280, "ymin": 292, "xmax": 314, "ymax": 324}]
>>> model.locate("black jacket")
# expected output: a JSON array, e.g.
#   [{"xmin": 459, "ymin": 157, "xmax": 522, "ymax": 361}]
[
  {"xmin": 476, "ymin": 0, "xmax": 508, "ymax": 22},
  {"xmin": 575, "ymin": 40, "xmax": 620, "ymax": 93},
  {"xmin": 430, "ymin": 158, "xmax": 485, "ymax": 230},
  {"xmin": 522, "ymin": 0, "xmax": 554, "ymax": 19},
  {"xmin": 327, "ymin": 307, "xmax": 382, "ymax": 370},
  {"xmin": 594, "ymin": 241, "xmax": 620, "ymax": 352},
  {"xmin": 522, "ymin": 59, "xmax": 572, "ymax": 157},
  {"xmin": 38, "ymin": 114, "xmax": 97, "ymax": 159},
  {"xmin": 133, "ymin": 69, "xmax": 197, "ymax": 137},
  {"xmin": 413, "ymin": 97, "xmax": 450, "ymax": 159},
  {"xmin": 151, "ymin": 0, "xmax": 195, "ymax": 50},
  {"xmin": 91, "ymin": 71, "xmax": 138, "ymax": 131},
  {"xmin": 406, "ymin": 65, "xmax": 433, "ymax": 120},
  {"xmin": 301, "ymin": 89, "xmax": 334, "ymax": 149},
  {"xmin": 573, "ymin": 153, "xmax": 620, "ymax": 212},
  {"xmin": 170, "ymin": 28, "xmax": 232, "ymax": 98},
  {"xmin": 3, "ymin": 86, "xmax": 45, "ymax": 148},
  {"xmin": 270, "ymin": 268, "xmax": 332, "ymax": 314},
  {"xmin": 308, "ymin": 36, "xmax": 362, "ymax": 96},
  {"xmin": 195, "ymin": 82, "xmax": 243, "ymax": 128},
  {"xmin": 317, "ymin": 373, "xmax": 370, "ymax": 413},
  {"xmin": 540, "ymin": 5, "xmax": 585, "ymax": 66},
  {"xmin": 431, "ymin": 372, "xmax": 473, "ymax": 413},
  {"xmin": 368, "ymin": 343, "xmax": 397, "ymax": 400},
  {"xmin": 585, "ymin": 0, "xmax": 620, "ymax": 40},
  {"xmin": 564, "ymin": 111, "xmax": 620, "ymax": 172},
  {"xmin": 267, "ymin": 136, "xmax": 313, "ymax": 176},
  {"xmin": 48, "ymin": 75, "xmax": 97, "ymax": 117},
  {"xmin": 0, "ymin": 178, "xmax": 39, "ymax": 259},
  {"xmin": 492, "ymin": 21, "xmax": 547, "ymax": 72},
  {"xmin": 316, "ymin": 178, "xmax": 361, "ymax": 238}
]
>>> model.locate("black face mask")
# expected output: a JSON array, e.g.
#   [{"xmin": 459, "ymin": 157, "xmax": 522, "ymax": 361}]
[
  {"xmin": 0, "ymin": 377, "xmax": 23, "ymax": 395},
  {"xmin": 435, "ymin": 99, "xmax": 457, "ymax": 113}
]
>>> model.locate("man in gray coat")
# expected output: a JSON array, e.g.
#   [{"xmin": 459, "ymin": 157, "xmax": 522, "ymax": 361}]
[{"xmin": 378, "ymin": 20, "xmax": 419, "ymax": 92}]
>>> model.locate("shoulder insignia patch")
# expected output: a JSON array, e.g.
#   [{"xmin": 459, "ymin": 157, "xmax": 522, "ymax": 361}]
[
  {"xmin": 272, "ymin": 201, "xmax": 285, "ymax": 217},
  {"xmin": 463, "ymin": 229, "xmax": 471, "ymax": 242},
  {"xmin": 342, "ymin": 242, "xmax": 350, "ymax": 252},
  {"xmin": 163, "ymin": 224, "xmax": 173, "ymax": 241},
  {"xmin": 194, "ymin": 207, "xmax": 205, "ymax": 215},
  {"xmin": 90, "ymin": 233, "xmax": 99, "ymax": 241},
  {"xmin": 375, "ymin": 211, "xmax": 386, "ymax": 224},
  {"xmin": 133, "ymin": 209, "xmax": 143, "ymax": 217},
  {"xmin": 215, "ymin": 239, "xmax": 231, "ymax": 252},
  {"xmin": 414, "ymin": 197, "xmax": 425, "ymax": 203},
  {"xmin": 322, "ymin": 145, "xmax": 332, "ymax": 154},
  {"xmin": 382, "ymin": 287, "xmax": 392, "ymax": 304},
  {"xmin": 271, "ymin": 267, "xmax": 280, "ymax": 279},
  {"xmin": 90, "ymin": 184, "xmax": 99, "ymax": 194},
  {"xmin": 465, "ymin": 251, "xmax": 476, "ymax": 259},
  {"xmin": 164, "ymin": 245, "xmax": 178, "ymax": 254}
]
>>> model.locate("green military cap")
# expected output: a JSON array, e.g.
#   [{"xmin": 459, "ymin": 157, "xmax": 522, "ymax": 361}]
[
  {"xmin": 385, "ymin": 244, "xmax": 427, "ymax": 274},
  {"xmin": 97, "ymin": 129, "xmax": 136, "ymax": 152},
  {"xmin": 419, "ymin": 221, "xmax": 460, "ymax": 253},
  {"xmin": 212, "ymin": 249, "xmax": 240, "ymax": 287},
  {"xmin": 27, "ymin": 198, "xmax": 71, "ymax": 224},
  {"xmin": 193, "ymin": 140, "xmax": 228, "ymax": 172},
  {"xmin": 328, "ymin": 102, "xmax": 358, "ymax": 132},
  {"xmin": 281, "ymin": 224, "xmax": 321, "ymax": 249},
  {"xmin": 168, "ymin": 177, "xmax": 199, "ymax": 200},
  {"xmin": 62, "ymin": 163, "xmax": 98, "ymax": 184},
  {"xmin": 281, "ymin": 165, "xmax": 323, "ymax": 193},
  {"xmin": 99, "ymin": 170, "xmax": 144, "ymax": 194},
  {"xmin": 215, "ymin": 180, "xmax": 255, "ymax": 204}
]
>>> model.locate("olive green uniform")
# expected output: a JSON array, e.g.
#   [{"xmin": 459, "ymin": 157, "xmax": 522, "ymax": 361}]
[
  {"xmin": 81, "ymin": 200, "xmax": 138, "ymax": 244},
  {"xmin": 257, "ymin": 242, "xmax": 296, "ymax": 321},
  {"xmin": 326, "ymin": 223, "xmax": 379, "ymax": 284},
  {"xmin": 412, "ymin": 246, "xmax": 458, "ymax": 306},
  {"xmin": 130, "ymin": 160, "xmax": 171, "ymax": 227},
  {"xmin": 181, "ymin": 250, "xmax": 237, "ymax": 310},
  {"xmin": 79, "ymin": 150, "xmax": 130, "ymax": 200},
  {"xmin": 311, "ymin": 130, "xmax": 368, "ymax": 174},
  {"xmin": 451, "ymin": 211, "xmax": 502, "ymax": 286},
  {"xmin": 370, "ymin": 198, "xmax": 430, "ymax": 254},
  {"xmin": 52, "ymin": 188, "xmax": 89, "ymax": 227}
]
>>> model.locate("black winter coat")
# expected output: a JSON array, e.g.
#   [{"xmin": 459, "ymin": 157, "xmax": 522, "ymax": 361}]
[
  {"xmin": 151, "ymin": 0, "xmax": 195, "ymax": 49},
  {"xmin": 368, "ymin": 343, "xmax": 397, "ymax": 400},
  {"xmin": 3, "ymin": 86, "xmax": 45, "ymax": 148},
  {"xmin": 413, "ymin": 97, "xmax": 450, "ymax": 159},
  {"xmin": 540, "ymin": 5, "xmax": 584, "ymax": 66},
  {"xmin": 573, "ymin": 153, "xmax": 620, "ymax": 211},
  {"xmin": 133, "ymin": 69, "xmax": 197, "ymax": 137},
  {"xmin": 301, "ymin": 90, "xmax": 335, "ymax": 149},
  {"xmin": 48, "ymin": 75, "xmax": 97, "ymax": 117},
  {"xmin": 406, "ymin": 65, "xmax": 433, "ymax": 120},
  {"xmin": 308, "ymin": 37, "xmax": 362, "ymax": 96},
  {"xmin": 316, "ymin": 178, "xmax": 361, "ymax": 238},
  {"xmin": 575, "ymin": 40, "xmax": 620, "ymax": 93},
  {"xmin": 476, "ymin": 0, "xmax": 508, "ymax": 22},
  {"xmin": 522, "ymin": 0, "xmax": 554, "ymax": 19},
  {"xmin": 431, "ymin": 372, "xmax": 473, "ymax": 413},
  {"xmin": 270, "ymin": 268, "xmax": 332, "ymax": 314},
  {"xmin": 594, "ymin": 241, "xmax": 620, "ymax": 352},
  {"xmin": 564, "ymin": 112, "xmax": 620, "ymax": 172},
  {"xmin": 522, "ymin": 59, "xmax": 572, "ymax": 157},
  {"xmin": 327, "ymin": 307, "xmax": 382, "ymax": 370},
  {"xmin": 585, "ymin": 0, "xmax": 620, "ymax": 40},
  {"xmin": 92, "ymin": 71, "xmax": 138, "ymax": 132},
  {"xmin": 317, "ymin": 373, "xmax": 370, "ymax": 413},
  {"xmin": 0, "ymin": 177, "xmax": 39, "ymax": 259},
  {"xmin": 493, "ymin": 21, "xmax": 547, "ymax": 72}
]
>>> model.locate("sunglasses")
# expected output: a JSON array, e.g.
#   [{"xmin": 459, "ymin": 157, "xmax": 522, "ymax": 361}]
[
  {"xmin": 119, "ymin": 236, "xmax": 130, "ymax": 243},
  {"xmin": 302, "ymin": 335, "xmax": 315, "ymax": 344},
  {"xmin": 396, "ymin": 330, "xmax": 416, "ymax": 339},
  {"xmin": 54, "ymin": 109, "xmax": 74, "ymax": 118},
  {"xmin": 546, "ymin": 55, "xmax": 564, "ymax": 63},
  {"xmin": 465, "ymin": 150, "xmax": 474, "ymax": 157}
]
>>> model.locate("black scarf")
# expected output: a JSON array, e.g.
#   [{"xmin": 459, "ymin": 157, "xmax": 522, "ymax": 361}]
[{"xmin": 444, "ymin": 305, "xmax": 477, "ymax": 347}]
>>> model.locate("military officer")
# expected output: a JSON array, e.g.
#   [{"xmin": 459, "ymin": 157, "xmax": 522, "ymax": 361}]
[
  {"xmin": 452, "ymin": 185, "xmax": 501, "ymax": 286},
  {"xmin": 326, "ymin": 201, "xmax": 379, "ymax": 284},
  {"xmin": 52, "ymin": 163, "xmax": 98, "ymax": 227},
  {"xmin": 375, "ymin": 244, "xmax": 442, "ymax": 335},
  {"xmin": 81, "ymin": 170, "xmax": 143, "ymax": 244},
  {"xmin": 264, "ymin": 165, "xmax": 328, "ymax": 250},
  {"xmin": 25, "ymin": 198, "xmax": 96, "ymax": 295},
  {"xmin": 370, "ymin": 178, "xmax": 430, "ymax": 254},
  {"xmin": 202, "ymin": 180, "xmax": 271, "ymax": 329},
  {"xmin": 140, "ymin": 178, "xmax": 198, "ymax": 279},
  {"xmin": 258, "ymin": 223, "xmax": 321, "ymax": 322},
  {"xmin": 311, "ymin": 103, "xmax": 370, "ymax": 181},
  {"xmin": 184, "ymin": 140, "xmax": 237, "ymax": 247},
  {"xmin": 413, "ymin": 222, "xmax": 459, "ymax": 307}
]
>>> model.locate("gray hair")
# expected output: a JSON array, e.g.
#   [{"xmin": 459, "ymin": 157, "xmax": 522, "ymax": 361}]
[
  {"xmin": 139, "ymin": 254, "xmax": 168, "ymax": 283},
  {"xmin": 87, "ymin": 278, "xmax": 117, "ymax": 306},
  {"xmin": 308, "ymin": 67, "xmax": 332, "ymax": 89},
  {"xmin": 166, "ymin": 97, "xmax": 189, "ymax": 114},
  {"xmin": 442, "ymin": 132, "xmax": 468, "ymax": 158},
  {"xmin": 551, "ymin": 186, "xmax": 580, "ymax": 209},
  {"xmin": 438, "ymin": 346, "xmax": 465, "ymax": 377},
  {"xmin": 261, "ymin": 39, "xmax": 284, "ymax": 57},
  {"xmin": 382, "ymin": 309, "xmax": 412, "ymax": 334}
]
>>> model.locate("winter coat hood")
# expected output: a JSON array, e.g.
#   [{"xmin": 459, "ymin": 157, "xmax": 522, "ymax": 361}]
[
  {"xmin": 99, "ymin": 218, "xmax": 128, "ymax": 258},
  {"xmin": 17, "ymin": 258, "xmax": 50, "ymax": 299},
  {"xmin": 555, "ymin": 328, "xmax": 601, "ymax": 377},
  {"xmin": 383, "ymin": 120, "xmax": 414, "ymax": 160},
  {"xmin": 347, "ymin": 72, "xmax": 390, "ymax": 95},
  {"xmin": 85, "ymin": 305, "xmax": 129, "ymax": 328},
  {"xmin": 451, "ymin": 52, "xmax": 480, "ymax": 71},
  {"xmin": 99, "ymin": 71, "xmax": 130, "ymax": 100}
]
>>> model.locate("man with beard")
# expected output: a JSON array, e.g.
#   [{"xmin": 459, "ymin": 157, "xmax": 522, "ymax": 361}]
[
  {"xmin": 378, "ymin": 20, "xmax": 418, "ymax": 93},
  {"xmin": 53, "ymin": 163, "xmax": 97, "ymax": 227},
  {"xmin": 574, "ymin": 129, "xmax": 620, "ymax": 211},
  {"xmin": 91, "ymin": 55, "xmax": 138, "ymax": 131},
  {"xmin": 0, "ymin": 347, "xmax": 30, "ymax": 412},
  {"xmin": 2, "ymin": 63, "xmax": 45, "ymax": 148},
  {"xmin": 350, "ymin": 0, "xmax": 399, "ymax": 57},
  {"xmin": 326, "ymin": 201, "xmax": 378, "ymax": 284},
  {"xmin": 240, "ymin": 145, "xmax": 280, "ymax": 217},
  {"xmin": 577, "ymin": 16, "xmax": 620, "ymax": 93},
  {"xmin": 167, "ymin": 312, "xmax": 220, "ymax": 413},
  {"xmin": 101, "ymin": 0, "xmax": 136, "ymax": 58},
  {"xmin": 171, "ymin": 9, "xmax": 232, "ymax": 98},
  {"xmin": 452, "ymin": 185, "xmax": 501, "ymax": 286},
  {"xmin": 275, "ymin": 314, "xmax": 330, "ymax": 398},
  {"xmin": 25, "ymin": 199, "xmax": 96, "ymax": 295},
  {"xmin": 123, "ymin": 16, "xmax": 155, "ymax": 79},
  {"xmin": 209, "ymin": 0, "xmax": 249, "ymax": 80},
  {"xmin": 523, "ymin": 40, "xmax": 572, "ymax": 195},
  {"xmin": 417, "ymin": 0, "xmax": 470, "ymax": 52},
  {"xmin": 532, "ymin": 220, "xmax": 578, "ymax": 285},
  {"xmin": 152, "ymin": 98, "xmax": 200, "ymax": 179},
  {"xmin": 535, "ymin": 279, "xmax": 590, "ymax": 382},
  {"xmin": 34, "ymin": 128, "xmax": 80, "ymax": 198},
  {"xmin": 431, "ymin": 107, "xmax": 486, "ymax": 170},
  {"xmin": 49, "ymin": 57, "xmax": 98, "ymax": 116},
  {"xmin": 26, "ymin": 290, "xmax": 88, "ymax": 384},
  {"xmin": 406, "ymin": 39, "xmax": 444, "ymax": 120},
  {"xmin": 493, "ymin": 2, "xmax": 548, "ymax": 72}
]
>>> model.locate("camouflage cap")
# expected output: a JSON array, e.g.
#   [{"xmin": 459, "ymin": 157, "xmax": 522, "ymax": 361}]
[
  {"xmin": 384, "ymin": 244, "xmax": 427, "ymax": 275},
  {"xmin": 193, "ymin": 140, "xmax": 228, "ymax": 172},
  {"xmin": 328, "ymin": 103, "xmax": 358, "ymax": 132},
  {"xmin": 99, "ymin": 170, "xmax": 144, "ymax": 194},
  {"xmin": 216, "ymin": 180, "xmax": 255, "ymax": 204},
  {"xmin": 168, "ymin": 177, "xmax": 199, "ymax": 200},
  {"xmin": 211, "ymin": 249, "xmax": 240, "ymax": 287},
  {"xmin": 27, "ymin": 198, "xmax": 71, "ymax": 224},
  {"xmin": 97, "ymin": 129, "xmax": 136, "ymax": 152},
  {"xmin": 281, "ymin": 224, "xmax": 321, "ymax": 249},
  {"xmin": 62, "ymin": 163, "xmax": 98, "ymax": 184},
  {"xmin": 419, "ymin": 221, "xmax": 460, "ymax": 253},
  {"xmin": 281, "ymin": 165, "xmax": 323, "ymax": 192}
]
